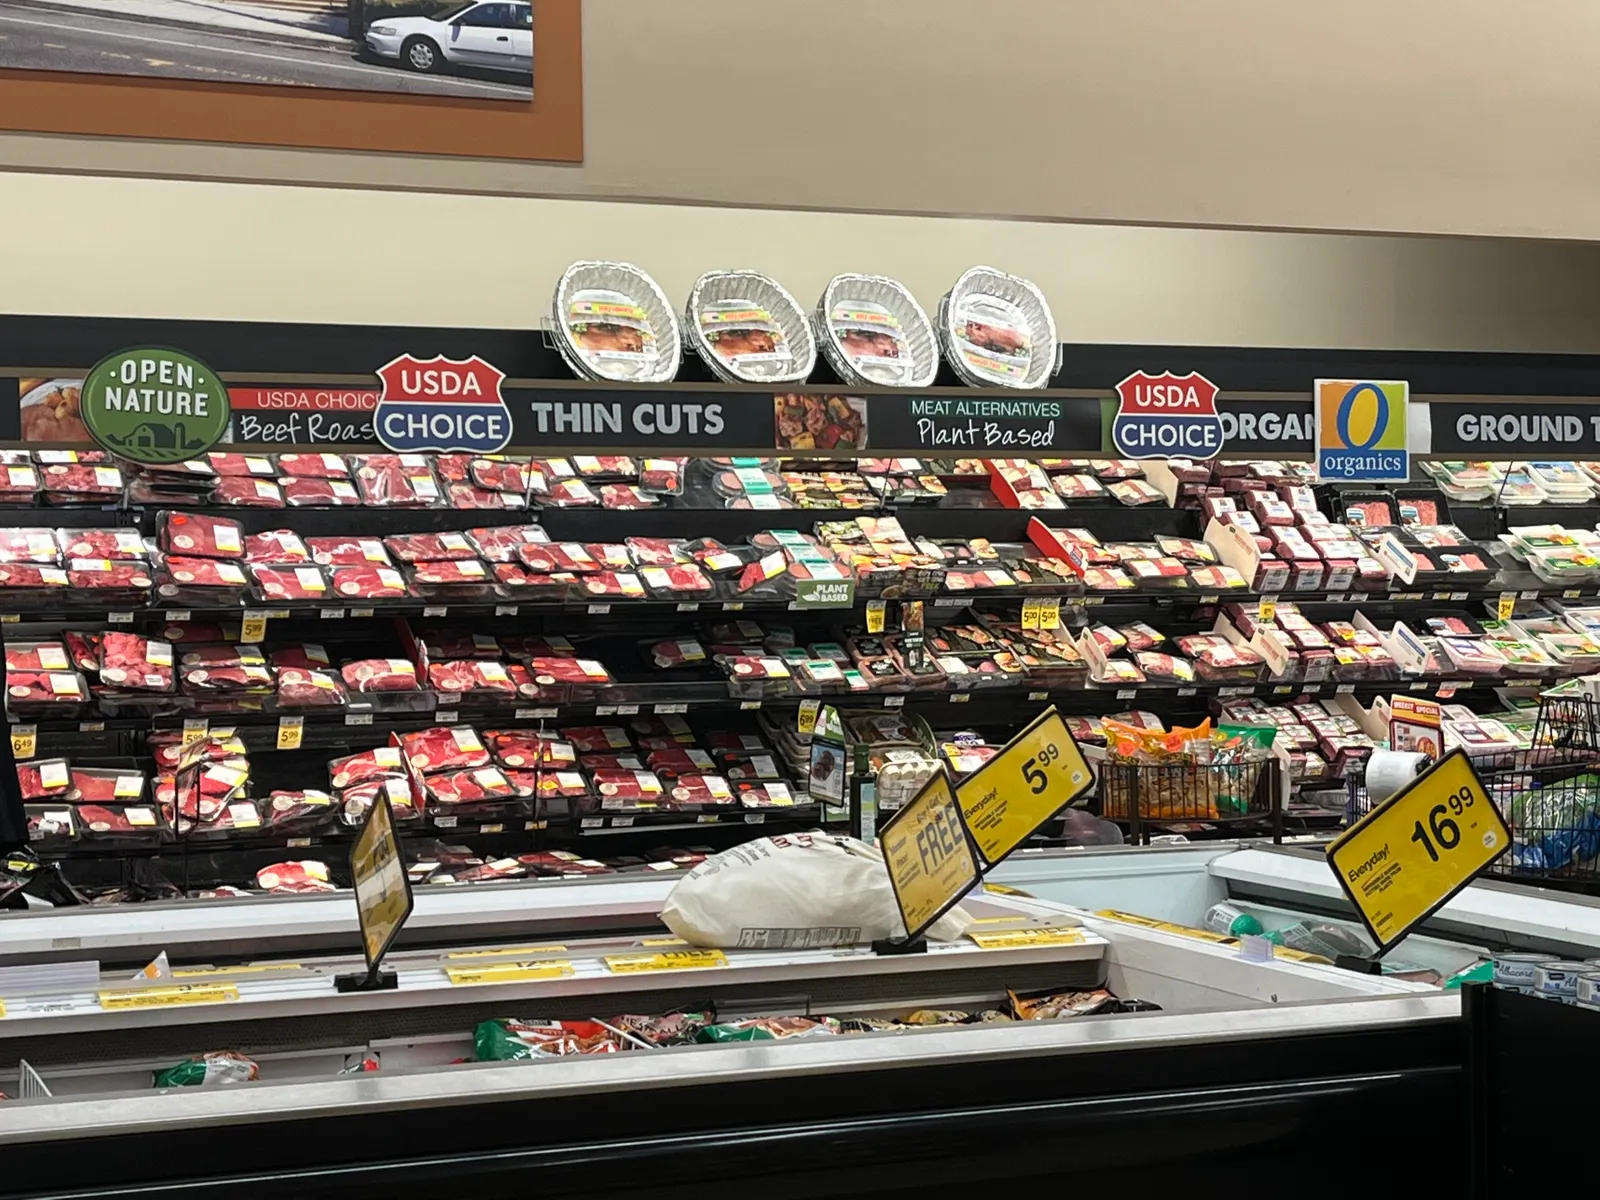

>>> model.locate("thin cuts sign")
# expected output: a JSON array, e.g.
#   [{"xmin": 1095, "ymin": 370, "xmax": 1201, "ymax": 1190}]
[
  {"xmin": 1111, "ymin": 371, "xmax": 1224, "ymax": 460},
  {"xmin": 374, "ymin": 355, "xmax": 511, "ymax": 455},
  {"xmin": 80, "ymin": 347, "xmax": 231, "ymax": 465}
]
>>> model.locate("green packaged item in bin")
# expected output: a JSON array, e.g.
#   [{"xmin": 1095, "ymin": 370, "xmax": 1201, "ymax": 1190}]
[
  {"xmin": 696, "ymin": 1016, "xmax": 840, "ymax": 1043},
  {"xmin": 152, "ymin": 1051, "xmax": 259, "ymax": 1088},
  {"xmin": 475, "ymin": 1018, "xmax": 627, "ymax": 1060}
]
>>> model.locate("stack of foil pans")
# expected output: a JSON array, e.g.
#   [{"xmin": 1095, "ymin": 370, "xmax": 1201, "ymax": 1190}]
[
  {"xmin": 937, "ymin": 266, "xmax": 1056, "ymax": 389},
  {"xmin": 685, "ymin": 270, "xmax": 815, "ymax": 385},
  {"xmin": 552, "ymin": 261, "xmax": 681, "ymax": 384},
  {"xmin": 813, "ymin": 274, "xmax": 938, "ymax": 388}
]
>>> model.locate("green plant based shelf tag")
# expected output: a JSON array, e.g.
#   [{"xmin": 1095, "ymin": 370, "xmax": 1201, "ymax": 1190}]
[{"xmin": 81, "ymin": 347, "xmax": 231, "ymax": 464}]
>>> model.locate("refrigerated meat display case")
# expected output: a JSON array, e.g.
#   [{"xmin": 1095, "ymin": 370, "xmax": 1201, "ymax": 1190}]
[{"xmin": 0, "ymin": 876, "xmax": 1461, "ymax": 1200}]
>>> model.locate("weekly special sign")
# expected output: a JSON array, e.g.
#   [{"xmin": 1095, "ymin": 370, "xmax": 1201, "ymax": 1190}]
[{"xmin": 1314, "ymin": 379, "xmax": 1410, "ymax": 482}]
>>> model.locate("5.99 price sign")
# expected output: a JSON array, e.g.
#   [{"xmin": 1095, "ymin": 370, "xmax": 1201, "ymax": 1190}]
[
  {"xmin": 956, "ymin": 707, "xmax": 1094, "ymax": 865},
  {"xmin": 1327, "ymin": 749, "xmax": 1510, "ymax": 950}
]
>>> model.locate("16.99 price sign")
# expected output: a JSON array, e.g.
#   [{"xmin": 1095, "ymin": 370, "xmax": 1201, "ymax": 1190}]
[{"xmin": 1326, "ymin": 749, "xmax": 1510, "ymax": 951}]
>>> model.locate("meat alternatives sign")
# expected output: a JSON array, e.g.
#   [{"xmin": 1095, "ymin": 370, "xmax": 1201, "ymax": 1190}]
[
  {"xmin": 374, "ymin": 354, "xmax": 511, "ymax": 454},
  {"xmin": 80, "ymin": 347, "xmax": 231, "ymax": 465},
  {"xmin": 1111, "ymin": 371, "xmax": 1224, "ymax": 460}
]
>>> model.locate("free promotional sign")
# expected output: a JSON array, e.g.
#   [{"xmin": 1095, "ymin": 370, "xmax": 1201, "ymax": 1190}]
[
  {"xmin": 349, "ymin": 789, "xmax": 414, "ymax": 976},
  {"xmin": 880, "ymin": 768, "xmax": 981, "ymax": 939},
  {"xmin": 1111, "ymin": 371, "xmax": 1224, "ymax": 461},
  {"xmin": 79, "ymin": 347, "xmax": 231, "ymax": 465},
  {"xmin": 955, "ymin": 706, "xmax": 1094, "ymax": 865},
  {"xmin": 1314, "ymin": 379, "xmax": 1410, "ymax": 482},
  {"xmin": 1326, "ymin": 749, "xmax": 1509, "ymax": 951},
  {"xmin": 374, "ymin": 355, "xmax": 511, "ymax": 455}
]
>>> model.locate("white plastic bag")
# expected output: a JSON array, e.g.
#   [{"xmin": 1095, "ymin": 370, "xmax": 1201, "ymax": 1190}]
[{"xmin": 660, "ymin": 831, "xmax": 972, "ymax": 949}]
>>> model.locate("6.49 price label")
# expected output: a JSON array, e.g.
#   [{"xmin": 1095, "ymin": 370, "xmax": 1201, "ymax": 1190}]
[
  {"xmin": 1327, "ymin": 749, "xmax": 1509, "ymax": 950},
  {"xmin": 955, "ymin": 706, "xmax": 1093, "ymax": 865}
]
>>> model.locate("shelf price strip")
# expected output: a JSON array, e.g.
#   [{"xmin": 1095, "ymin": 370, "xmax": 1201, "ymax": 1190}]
[{"xmin": 1325, "ymin": 748, "xmax": 1510, "ymax": 952}]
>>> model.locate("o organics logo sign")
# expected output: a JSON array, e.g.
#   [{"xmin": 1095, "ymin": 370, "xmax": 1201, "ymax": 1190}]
[
  {"xmin": 374, "ymin": 354, "xmax": 511, "ymax": 454},
  {"xmin": 1315, "ymin": 379, "xmax": 1409, "ymax": 482},
  {"xmin": 80, "ymin": 347, "xmax": 230, "ymax": 465},
  {"xmin": 1111, "ymin": 371, "xmax": 1223, "ymax": 460}
]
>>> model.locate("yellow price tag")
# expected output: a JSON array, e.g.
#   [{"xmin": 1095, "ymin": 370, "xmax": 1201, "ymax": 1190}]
[
  {"xmin": 98, "ymin": 984, "xmax": 240, "ymax": 1010},
  {"xmin": 240, "ymin": 611, "xmax": 269, "ymax": 643},
  {"xmin": 1497, "ymin": 592, "xmax": 1516, "ymax": 621},
  {"xmin": 446, "ymin": 944, "xmax": 568, "ymax": 960},
  {"xmin": 1326, "ymin": 749, "xmax": 1509, "ymax": 950},
  {"xmin": 1020, "ymin": 597, "xmax": 1042, "ymax": 631},
  {"xmin": 955, "ymin": 706, "xmax": 1093, "ymax": 865},
  {"xmin": 172, "ymin": 964, "xmax": 302, "ymax": 977},
  {"xmin": 10, "ymin": 725, "xmax": 36, "ymax": 760},
  {"xmin": 797, "ymin": 699, "xmax": 820, "ymax": 739},
  {"xmin": 446, "ymin": 960, "xmax": 575, "ymax": 986},
  {"xmin": 1039, "ymin": 598, "xmax": 1061, "ymax": 630},
  {"xmin": 966, "ymin": 926, "xmax": 1084, "ymax": 949},
  {"xmin": 880, "ymin": 769, "xmax": 979, "ymax": 937},
  {"xmin": 865, "ymin": 599, "xmax": 887, "ymax": 634},
  {"xmin": 639, "ymin": 936, "xmax": 687, "ymax": 947},
  {"xmin": 181, "ymin": 718, "xmax": 209, "ymax": 747},
  {"xmin": 1092, "ymin": 909, "xmax": 1236, "ymax": 944},
  {"xmin": 1258, "ymin": 596, "xmax": 1278, "ymax": 623},
  {"xmin": 276, "ymin": 716, "xmax": 304, "ymax": 751},
  {"xmin": 604, "ymin": 949, "xmax": 727, "ymax": 973}
]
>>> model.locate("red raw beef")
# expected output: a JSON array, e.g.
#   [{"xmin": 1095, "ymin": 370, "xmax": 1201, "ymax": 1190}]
[
  {"xmin": 342, "ymin": 658, "xmax": 419, "ymax": 692},
  {"xmin": 339, "ymin": 777, "xmax": 417, "ymax": 825},
  {"xmin": 400, "ymin": 725, "xmax": 490, "ymax": 773},
  {"xmin": 261, "ymin": 790, "xmax": 337, "ymax": 832},
  {"xmin": 282, "ymin": 477, "xmax": 362, "ymax": 507},
  {"xmin": 6, "ymin": 672, "xmax": 84, "ymax": 704},
  {"xmin": 563, "ymin": 725, "xmax": 631, "ymax": 752},
  {"xmin": 308, "ymin": 537, "xmax": 392, "ymax": 567},
  {"xmin": 329, "ymin": 746, "xmax": 405, "ymax": 788},
  {"xmin": 64, "ymin": 631, "xmax": 100, "ymax": 671},
  {"xmin": 72, "ymin": 768, "xmax": 147, "ymax": 803},
  {"xmin": 409, "ymin": 560, "xmax": 491, "ymax": 587},
  {"xmin": 425, "ymin": 766, "xmax": 514, "ymax": 805},
  {"xmin": 159, "ymin": 557, "xmax": 248, "ymax": 591},
  {"xmin": 467, "ymin": 525, "xmax": 545, "ymax": 563},
  {"xmin": 57, "ymin": 528, "xmax": 146, "ymax": 561},
  {"xmin": 77, "ymin": 804, "xmax": 160, "ymax": 835},
  {"xmin": 484, "ymin": 730, "xmax": 576, "ymax": 768},
  {"xmin": 276, "ymin": 452, "xmax": 350, "ymax": 479},
  {"xmin": 329, "ymin": 566, "xmax": 410, "ymax": 599},
  {"xmin": 450, "ymin": 859, "xmax": 528, "ymax": 883},
  {"xmin": 160, "ymin": 622, "xmax": 227, "ymax": 643},
  {"xmin": 41, "ymin": 463, "xmax": 122, "ymax": 497},
  {"xmin": 527, "ymin": 657, "xmax": 612, "ymax": 685},
  {"xmin": 255, "ymin": 861, "xmax": 337, "ymax": 894},
  {"xmin": 179, "ymin": 643, "xmax": 265, "ymax": 670},
  {"xmin": 500, "ymin": 635, "xmax": 576, "ymax": 660},
  {"xmin": 384, "ymin": 532, "xmax": 477, "ymax": 562},
  {"xmin": 446, "ymin": 485, "xmax": 507, "ymax": 510},
  {"xmin": 160, "ymin": 512, "xmax": 244, "ymax": 558},
  {"xmin": 580, "ymin": 753, "xmax": 645, "ymax": 771},
  {"xmin": 27, "ymin": 808, "xmax": 75, "ymax": 842},
  {"xmin": 434, "ymin": 455, "xmax": 473, "ymax": 483},
  {"xmin": 647, "ymin": 638, "xmax": 706, "ymax": 669},
  {"xmin": 590, "ymin": 769, "xmax": 665, "ymax": 806},
  {"xmin": 6, "ymin": 641, "xmax": 69, "ymax": 671},
  {"xmin": 181, "ymin": 663, "xmax": 274, "ymax": 692},
  {"xmin": 17, "ymin": 760, "xmax": 71, "ymax": 800},
  {"xmin": 647, "ymin": 748, "xmax": 717, "ymax": 776},
  {"xmin": 98, "ymin": 632, "xmax": 175, "ymax": 691},
  {"xmin": 639, "ymin": 564, "xmax": 713, "ymax": 598},
  {"xmin": 151, "ymin": 732, "xmax": 246, "ymax": 771},
  {"xmin": 268, "ymin": 644, "xmax": 332, "ymax": 671},
  {"xmin": 420, "ymin": 632, "xmax": 501, "ymax": 659},
  {"xmin": 600, "ymin": 484, "xmax": 659, "ymax": 509},
  {"xmin": 213, "ymin": 478, "xmax": 286, "ymax": 508},
  {"xmin": 506, "ymin": 769, "xmax": 588, "ymax": 799},
  {"xmin": 572, "ymin": 455, "xmax": 636, "ymax": 477},
  {"xmin": 471, "ymin": 460, "xmax": 529, "ymax": 494},
  {"xmin": 244, "ymin": 530, "xmax": 310, "ymax": 564},
  {"xmin": 207, "ymin": 452, "xmax": 277, "ymax": 477},
  {"xmin": 0, "ymin": 529, "xmax": 57, "ymax": 564},
  {"xmin": 251, "ymin": 564, "xmax": 329, "ymax": 601},
  {"xmin": 624, "ymin": 537, "xmax": 687, "ymax": 566},
  {"xmin": 67, "ymin": 559, "xmax": 153, "ymax": 591},
  {"xmin": 277, "ymin": 668, "xmax": 347, "ymax": 707},
  {"xmin": 667, "ymin": 774, "xmax": 734, "ymax": 806},
  {"xmin": 639, "ymin": 458, "xmax": 686, "ymax": 493},
  {"xmin": 0, "ymin": 564, "xmax": 68, "ymax": 591},
  {"xmin": 352, "ymin": 456, "xmax": 440, "ymax": 507},
  {"xmin": 428, "ymin": 660, "xmax": 517, "ymax": 696}
]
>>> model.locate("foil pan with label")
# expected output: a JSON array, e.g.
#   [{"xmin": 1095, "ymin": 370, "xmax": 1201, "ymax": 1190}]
[
  {"xmin": 553, "ymin": 261, "xmax": 680, "ymax": 384},
  {"xmin": 686, "ymin": 270, "xmax": 815, "ymax": 385},
  {"xmin": 937, "ymin": 266, "xmax": 1056, "ymax": 389},
  {"xmin": 814, "ymin": 274, "xmax": 938, "ymax": 388}
]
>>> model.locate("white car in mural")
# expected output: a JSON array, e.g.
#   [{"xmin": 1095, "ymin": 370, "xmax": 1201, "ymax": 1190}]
[{"xmin": 364, "ymin": 0, "xmax": 532, "ymax": 76}]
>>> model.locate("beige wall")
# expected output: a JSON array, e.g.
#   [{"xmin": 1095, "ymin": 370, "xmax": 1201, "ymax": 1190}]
[
  {"xmin": 4, "ymin": 0, "xmax": 1600, "ymax": 240},
  {"xmin": 5, "ymin": 170, "xmax": 1600, "ymax": 354}
]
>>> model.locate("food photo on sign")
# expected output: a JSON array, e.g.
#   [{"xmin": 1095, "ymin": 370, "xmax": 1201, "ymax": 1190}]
[{"xmin": 19, "ymin": 379, "xmax": 89, "ymax": 444}]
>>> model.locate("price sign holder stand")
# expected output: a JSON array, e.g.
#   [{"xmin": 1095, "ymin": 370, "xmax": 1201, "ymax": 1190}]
[{"xmin": 335, "ymin": 791, "xmax": 413, "ymax": 994}]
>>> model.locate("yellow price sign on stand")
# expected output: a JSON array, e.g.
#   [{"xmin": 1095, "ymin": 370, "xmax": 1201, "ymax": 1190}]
[
  {"xmin": 350, "ymin": 789, "xmax": 413, "ymax": 974},
  {"xmin": 1038, "ymin": 598, "xmax": 1061, "ymax": 630},
  {"xmin": 880, "ymin": 768, "xmax": 980, "ymax": 939},
  {"xmin": 240, "ymin": 611, "xmax": 269, "ymax": 643},
  {"xmin": 1326, "ymin": 749, "xmax": 1509, "ymax": 950},
  {"xmin": 1020, "ymin": 597, "xmax": 1043, "ymax": 631},
  {"xmin": 955, "ymin": 706, "xmax": 1094, "ymax": 865}
]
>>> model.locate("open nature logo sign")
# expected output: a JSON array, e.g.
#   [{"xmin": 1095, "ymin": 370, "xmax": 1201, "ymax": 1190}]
[{"xmin": 81, "ymin": 347, "xmax": 231, "ymax": 465}]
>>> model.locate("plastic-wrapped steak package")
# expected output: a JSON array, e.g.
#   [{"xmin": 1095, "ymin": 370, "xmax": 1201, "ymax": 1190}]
[
  {"xmin": 0, "ymin": 529, "xmax": 63, "ymax": 564},
  {"xmin": 434, "ymin": 454, "xmax": 473, "ymax": 484},
  {"xmin": 589, "ymin": 768, "xmax": 666, "ymax": 809},
  {"xmin": 41, "ymin": 462, "xmax": 123, "ymax": 500},
  {"xmin": 308, "ymin": 536, "xmax": 393, "ymax": 567},
  {"xmin": 0, "ymin": 564, "xmax": 69, "ymax": 597},
  {"xmin": 154, "ymin": 557, "xmax": 248, "ymax": 604},
  {"xmin": 277, "ymin": 667, "xmax": 348, "ymax": 708},
  {"xmin": 7, "ymin": 670, "xmax": 87, "ymax": 706},
  {"xmin": 98, "ymin": 632, "xmax": 175, "ymax": 692},
  {"xmin": 244, "ymin": 530, "xmax": 310, "ymax": 564},
  {"xmin": 213, "ymin": 478, "xmax": 286, "ymax": 509},
  {"xmin": 639, "ymin": 457, "xmax": 686, "ymax": 494},
  {"xmin": 543, "ymin": 479, "xmax": 599, "ymax": 507},
  {"xmin": 600, "ymin": 484, "xmax": 659, "ymax": 510},
  {"xmin": 276, "ymin": 452, "xmax": 350, "ymax": 479},
  {"xmin": 467, "ymin": 525, "xmax": 546, "ymax": 563},
  {"xmin": 178, "ymin": 643, "xmax": 266, "ymax": 670},
  {"xmin": 67, "ymin": 558, "xmax": 154, "ymax": 596},
  {"xmin": 470, "ymin": 459, "xmax": 529, "ymax": 495},
  {"xmin": 340, "ymin": 776, "xmax": 419, "ymax": 827},
  {"xmin": 506, "ymin": 769, "xmax": 589, "ymax": 800},
  {"xmin": 329, "ymin": 566, "xmax": 410, "ymax": 600},
  {"xmin": 562, "ymin": 724, "xmax": 631, "ymax": 753},
  {"xmin": 419, "ymin": 631, "xmax": 501, "ymax": 660},
  {"xmin": 251, "ymin": 564, "xmax": 330, "ymax": 601},
  {"xmin": 76, "ymin": 802, "xmax": 166, "ymax": 843},
  {"xmin": 27, "ymin": 804, "xmax": 77, "ymax": 845},
  {"xmin": 384, "ymin": 532, "xmax": 479, "ymax": 563},
  {"xmin": 329, "ymin": 746, "xmax": 406, "ymax": 788},
  {"xmin": 158, "ymin": 512, "xmax": 244, "ymax": 559},
  {"xmin": 63, "ymin": 630, "xmax": 100, "ymax": 671},
  {"xmin": 735, "ymin": 780, "xmax": 796, "ymax": 808},
  {"xmin": 72, "ymin": 767, "xmax": 148, "ymax": 805},
  {"xmin": 56, "ymin": 528, "xmax": 145, "ymax": 562},
  {"xmin": 526, "ymin": 657, "xmax": 613, "ymax": 686},
  {"xmin": 17, "ymin": 757, "xmax": 73, "ymax": 801},
  {"xmin": 400, "ymin": 725, "xmax": 490, "ymax": 773},
  {"xmin": 428, "ymin": 660, "xmax": 518, "ymax": 697},
  {"xmin": 407, "ymin": 559, "xmax": 493, "ymax": 594},
  {"xmin": 667, "ymin": 774, "xmax": 735, "ymax": 807},
  {"xmin": 484, "ymin": 730, "xmax": 576, "ymax": 769},
  {"xmin": 575, "ymin": 571, "xmax": 645, "ymax": 600},
  {"xmin": 624, "ymin": 537, "xmax": 687, "ymax": 566},
  {"xmin": 6, "ymin": 640, "xmax": 70, "ymax": 671},
  {"xmin": 352, "ymin": 455, "xmax": 441, "ymax": 507},
  {"xmin": 447, "ymin": 484, "xmax": 509, "ymax": 510},
  {"xmin": 342, "ymin": 658, "xmax": 420, "ymax": 693},
  {"xmin": 181, "ymin": 662, "xmax": 274, "ymax": 693},
  {"xmin": 207, "ymin": 451, "xmax": 276, "ymax": 477},
  {"xmin": 255, "ymin": 861, "xmax": 337, "ymax": 894},
  {"xmin": 261, "ymin": 789, "xmax": 338, "ymax": 834},
  {"xmin": 282, "ymin": 477, "xmax": 362, "ymax": 507},
  {"xmin": 425, "ymin": 765, "xmax": 516, "ymax": 806},
  {"xmin": 639, "ymin": 564, "xmax": 714, "ymax": 599}
]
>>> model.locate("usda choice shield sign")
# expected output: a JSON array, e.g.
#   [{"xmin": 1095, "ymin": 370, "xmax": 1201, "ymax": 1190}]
[
  {"xmin": 1111, "ymin": 371, "xmax": 1224, "ymax": 460},
  {"xmin": 374, "ymin": 354, "xmax": 511, "ymax": 454}
]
